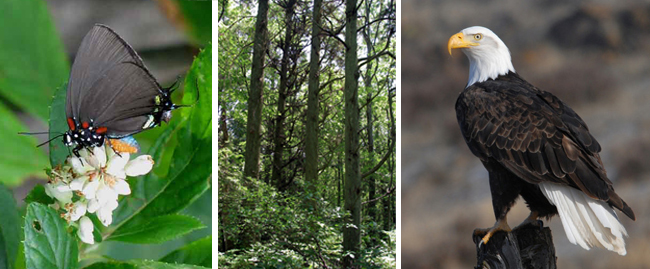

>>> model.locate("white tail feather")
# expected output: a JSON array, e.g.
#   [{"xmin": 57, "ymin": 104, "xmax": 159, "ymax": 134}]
[{"xmin": 539, "ymin": 182, "xmax": 628, "ymax": 255}]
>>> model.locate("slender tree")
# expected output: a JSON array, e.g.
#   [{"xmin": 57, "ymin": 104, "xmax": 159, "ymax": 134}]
[
  {"xmin": 305, "ymin": 0, "xmax": 322, "ymax": 198},
  {"xmin": 244, "ymin": 0, "xmax": 269, "ymax": 179},
  {"xmin": 362, "ymin": 0, "xmax": 377, "ymax": 228},
  {"xmin": 343, "ymin": 0, "xmax": 360, "ymax": 266},
  {"xmin": 271, "ymin": 0, "xmax": 297, "ymax": 188}
]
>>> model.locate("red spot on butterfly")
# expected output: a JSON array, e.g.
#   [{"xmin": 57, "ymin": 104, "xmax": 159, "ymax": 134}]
[{"xmin": 67, "ymin": 118, "xmax": 76, "ymax": 130}]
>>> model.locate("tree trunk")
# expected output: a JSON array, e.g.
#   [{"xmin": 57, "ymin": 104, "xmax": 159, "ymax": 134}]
[
  {"xmin": 366, "ymin": 92, "xmax": 376, "ymax": 223},
  {"xmin": 243, "ymin": 0, "xmax": 269, "ymax": 179},
  {"xmin": 218, "ymin": 104, "xmax": 228, "ymax": 149},
  {"xmin": 305, "ymin": 0, "xmax": 321, "ymax": 197},
  {"xmin": 272, "ymin": 0, "xmax": 296, "ymax": 190},
  {"xmin": 362, "ymin": 1, "xmax": 377, "ymax": 227},
  {"xmin": 382, "ymin": 153, "xmax": 392, "ymax": 231},
  {"xmin": 342, "ymin": 0, "xmax": 360, "ymax": 266},
  {"xmin": 338, "ymin": 160, "xmax": 342, "ymax": 208}
]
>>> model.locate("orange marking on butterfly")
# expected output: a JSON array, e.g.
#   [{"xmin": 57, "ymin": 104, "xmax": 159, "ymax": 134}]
[
  {"xmin": 96, "ymin": 127, "xmax": 108, "ymax": 134},
  {"xmin": 109, "ymin": 139, "xmax": 139, "ymax": 154},
  {"xmin": 67, "ymin": 118, "xmax": 76, "ymax": 130},
  {"xmin": 82, "ymin": 122, "xmax": 90, "ymax": 129}
]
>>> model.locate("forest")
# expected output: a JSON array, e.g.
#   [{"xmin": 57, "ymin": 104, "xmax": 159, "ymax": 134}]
[{"xmin": 218, "ymin": 0, "xmax": 396, "ymax": 267}]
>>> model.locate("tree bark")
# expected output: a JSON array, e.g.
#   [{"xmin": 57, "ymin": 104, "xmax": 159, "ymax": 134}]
[
  {"xmin": 271, "ymin": 0, "xmax": 296, "ymax": 189},
  {"xmin": 305, "ymin": 0, "xmax": 322, "ymax": 197},
  {"xmin": 218, "ymin": 104, "xmax": 228, "ymax": 149},
  {"xmin": 362, "ymin": 0, "xmax": 377, "ymax": 226},
  {"xmin": 243, "ymin": 0, "xmax": 269, "ymax": 179},
  {"xmin": 343, "ymin": 0, "xmax": 360, "ymax": 266}
]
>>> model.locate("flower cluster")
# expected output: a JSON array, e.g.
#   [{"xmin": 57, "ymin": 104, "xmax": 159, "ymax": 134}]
[{"xmin": 44, "ymin": 144, "xmax": 154, "ymax": 244}]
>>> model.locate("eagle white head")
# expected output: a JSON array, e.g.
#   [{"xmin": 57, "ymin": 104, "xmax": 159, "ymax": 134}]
[{"xmin": 448, "ymin": 26, "xmax": 515, "ymax": 87}]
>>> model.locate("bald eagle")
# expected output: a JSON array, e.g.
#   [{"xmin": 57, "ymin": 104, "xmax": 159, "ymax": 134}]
[{"xmin": 449, "ymin": 26, "xmax": 635, "ymax": 255}]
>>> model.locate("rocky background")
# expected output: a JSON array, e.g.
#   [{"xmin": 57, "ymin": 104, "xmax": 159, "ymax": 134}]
[{"xmin": 402, "ymin": 1, "xmax": 650, "ymax": 268}]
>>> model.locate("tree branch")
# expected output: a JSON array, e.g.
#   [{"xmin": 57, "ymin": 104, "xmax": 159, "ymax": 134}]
[{"xmin": 362, "ymin": 185, "xmax": 395, "ymax": 205}]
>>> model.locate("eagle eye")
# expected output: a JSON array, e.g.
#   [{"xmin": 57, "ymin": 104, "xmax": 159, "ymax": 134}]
[{"xmin": 474, "ymin": 34, "xmax": 483, "ymax": 41}]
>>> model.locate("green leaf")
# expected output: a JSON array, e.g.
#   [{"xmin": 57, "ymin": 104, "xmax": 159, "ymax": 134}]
[
  {"xmin": 0, "ymin": 184, "xmax": 20, "ymax": 269},
  {"xmin": 108, "ymin": 214, "xmax": 204, "ymax": 244},
  {"xmin": 0, "ymin": 0, "xmax": 69, "ymax": 120},
  {"xmin": 24, "ymin": 184, "xmax": 54, "ymax": 205},
  {"xmin": 24, "ymin": 203, "xmax": 78, "ymax": 269},
  {"xmin": 48, "ymin": 84, "xmax": 69, "ymax": 167},
  {"xmin": 13, "ymin": 241, "xmax": 25, "ymax": 269},
  {"xmin": 159, "ymin": 236, "xmax": 211, "ymax": 267},
  {"xmin": 175, "ymin": 0, "xmax": 211, "ymax": 46},
  {"xmin": 0, "ymin": 100, "xmax": 48, "ymax": 185},
  {"xmin": 86, "ymin": 260, "xmax": 208, "ymax": 269},
  {"xmin": 107, "ymin": 46, "xmax": 212, "ymax": 241}
]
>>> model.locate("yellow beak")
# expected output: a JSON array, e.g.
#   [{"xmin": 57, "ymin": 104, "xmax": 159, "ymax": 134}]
[{"xmin": 448, "ymin": 32, "xmax": 478, "ymax": 55}]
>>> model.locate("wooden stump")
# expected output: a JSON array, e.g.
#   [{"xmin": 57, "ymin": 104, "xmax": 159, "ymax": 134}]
[{"xmin": 473, "ymin": 223, "xmax": 557, "ymax": 269}]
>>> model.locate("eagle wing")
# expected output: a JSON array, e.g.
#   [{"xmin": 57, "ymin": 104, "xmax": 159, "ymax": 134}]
[{"xmin": 456, "ymin": 76, "xmax": 635, "ymax": 220}]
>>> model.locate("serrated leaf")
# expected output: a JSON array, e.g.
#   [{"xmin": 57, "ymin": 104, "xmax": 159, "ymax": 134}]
[
  {"xmin": 24, "ymin": 203, "xmax": 78, "ymax": 269},
  {"xmin": 107, "ymin": 46, "xmax": 211, "ymax": 241},
  {"xmin": 0, "ymin": 184, "xmax": 20, "ymax": 269},
  {"xmin": 159, "ymin": 236, "xmax": 211, "ymax": 267},
  {"xmin": 0, "ymin": 0, "xmax": 69, "ymax": 120},
  {"xmin": 48, "ymin": 84, "xmax": 70, "ymax": 167},
  {"xmin": 24, "ymin": 184, "xmax": 54, "ymax": 205},
  {"xmin": 86, "ymin": 260, "xmax": 208, "ymax": 269},
  {"xmin": 108, "ymin": 214, "xmax": 204, "ymax": 244}
]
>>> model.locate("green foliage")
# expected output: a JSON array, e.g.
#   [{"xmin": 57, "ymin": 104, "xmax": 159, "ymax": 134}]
[
  {"xmin": 48, "ymin": 84, "xmax": 70, "ymax": 167},
  {"xmin": 24, "ymin": 203, "xmax": 78, "ymax": 269},
  {"xmin": 86, "ymin": 260, "xmax": 209, "ymax": 269},
  {"xmin": 175, "ymin": 0, "xmax": 211, "ymax": 46},
  {"xmin": 219, "ymin": 148, "xmax": 343, "ymax": 267},
  {"xmin": 0, "ymin": 0, "xmax": 70, "ymax": 120},
  {"xmin": 0, "ymin": 100, "xmax": 48, "ymax": 185},
  {"xmin": 0, "ymin": 0, "xmax": 68, "ymax": 185},
  {"xmin": 359, "ymin": 228, "xmax": 396, "ymax": 268},
  {"xmin": 219, "ymin": 0, "xmax": 395, "ymax": 266},
  {"xmin": 0, "ymin": 184, "xmax": 20, "ymax": 269},
  {"xmin": 160, "ymin": 236, "xmax": 211, "ymax": 267},
  {"xmin": 108, "ymin": 214, "xmax": 205, "ymax": 244}
]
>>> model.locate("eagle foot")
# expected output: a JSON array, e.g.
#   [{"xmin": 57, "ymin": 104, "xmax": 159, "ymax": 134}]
[{"xmin": 473, "ymin": 218, "xmax": 511, "ymax": 248}]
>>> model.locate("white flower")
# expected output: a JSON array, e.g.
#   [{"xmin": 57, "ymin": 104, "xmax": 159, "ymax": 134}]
[
  {"xmin": 45, "ymin": 141, "xmax": 155, "ymax": 244},
  {"xmin": 77, "ymin": 216, "xmax": 94, "ymax": 244},
  {"xmin": 65, "ymin": 201, "xmax": 87, "ymax": 222},
  {"xmin": 44, "ymin": 181, "xmax": 72, "ymax": 206},
  {"xmin": 96, "ymin": 199, "xmax": 118, "ymax": 226},
  {"xmin": 125, "ymin": 155, "xmax": 154, "ymax": 177}
]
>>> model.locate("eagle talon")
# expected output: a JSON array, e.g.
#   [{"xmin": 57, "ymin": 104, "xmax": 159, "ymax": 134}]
[{"xmin": 474, "ymin": 218, "xmax": 511, "ymax": 247}]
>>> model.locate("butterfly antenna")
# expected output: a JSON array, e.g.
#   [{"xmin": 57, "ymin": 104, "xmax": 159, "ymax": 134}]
[
  {"xmin": 36, "ymin": 133, "xmax": 65, "ymax": 148},
  {"xmin": 18, "ymin": 131, "xmax": 52, "ymax": 135},
  {"xmin": 164, "ymin": 75, "xmax": 183, "ymax": 94},
  {"xmin": 175, "ymin": 76, "xmax": 201, "ymax": 108}
]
